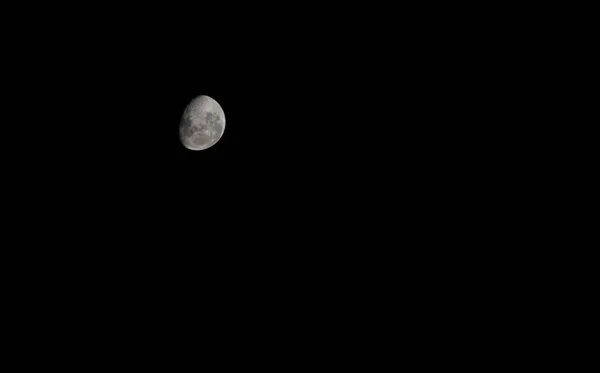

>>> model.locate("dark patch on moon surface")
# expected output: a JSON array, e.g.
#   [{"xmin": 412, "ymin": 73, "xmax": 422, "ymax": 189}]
[
  {"xmin": 180, "ymin": 117, "xmax": 193, "ymax": 138},
  {"xmin": 193, "ymin": 134, "xmax": 210, "ymax": 145},
  {"xmin": 205, "ymin": 113, "xmax": 223, "ymax": 135}
]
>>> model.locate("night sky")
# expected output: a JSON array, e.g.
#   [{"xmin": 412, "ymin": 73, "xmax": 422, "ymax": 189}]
[
  {"xmin": 5, "ymin": 3, "xmax": 526, "ymax": 279},
  {"xmin": 1, "ymin": 5, "xmax": 537, "ymax": 360},
  {"xmin": 10, "ymin": 5, "xmax": 511, "ymax": 251}
]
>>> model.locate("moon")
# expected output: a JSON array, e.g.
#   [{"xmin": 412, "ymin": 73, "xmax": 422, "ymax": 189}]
[{"xmin": 180, "ymin": 95, "xmax": 226, "ymax": 151}]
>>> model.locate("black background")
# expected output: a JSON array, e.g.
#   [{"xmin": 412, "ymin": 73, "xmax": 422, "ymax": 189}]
[
  {"xmin": 3, "ymin": 4, "xmax": 541, "ymax": 357},
  {"xmin": 5, "ymin": 4, "xmax": 527, "ymax": 277},
  {"xmin": 4, "ymin": 5, "xmax": 531, "ymax": 268}
]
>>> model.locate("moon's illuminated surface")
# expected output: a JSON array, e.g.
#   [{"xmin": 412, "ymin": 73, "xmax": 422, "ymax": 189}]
[{"xmin": 179, "ymin": 95, "xmax": 225, "ymax": 151}]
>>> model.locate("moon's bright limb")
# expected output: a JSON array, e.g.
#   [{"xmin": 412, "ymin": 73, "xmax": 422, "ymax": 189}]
[{"xmin": 180, "ymin": 95, "xmax": 226, "ymax": 151}]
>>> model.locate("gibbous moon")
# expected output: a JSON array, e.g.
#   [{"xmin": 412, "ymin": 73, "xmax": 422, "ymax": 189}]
[{"xmin": 180, "ymin": 95, "xmax": 226, "ymax": 151}]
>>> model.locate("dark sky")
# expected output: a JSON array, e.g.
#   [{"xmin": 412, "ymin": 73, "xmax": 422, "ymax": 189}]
[
  {"xmin": 7, "ymin": 4, "xmax": 517, "ymax": 265},
  {"xmin": 1, "ymin": 7, "xmax": 537, "ymax": 355}
]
